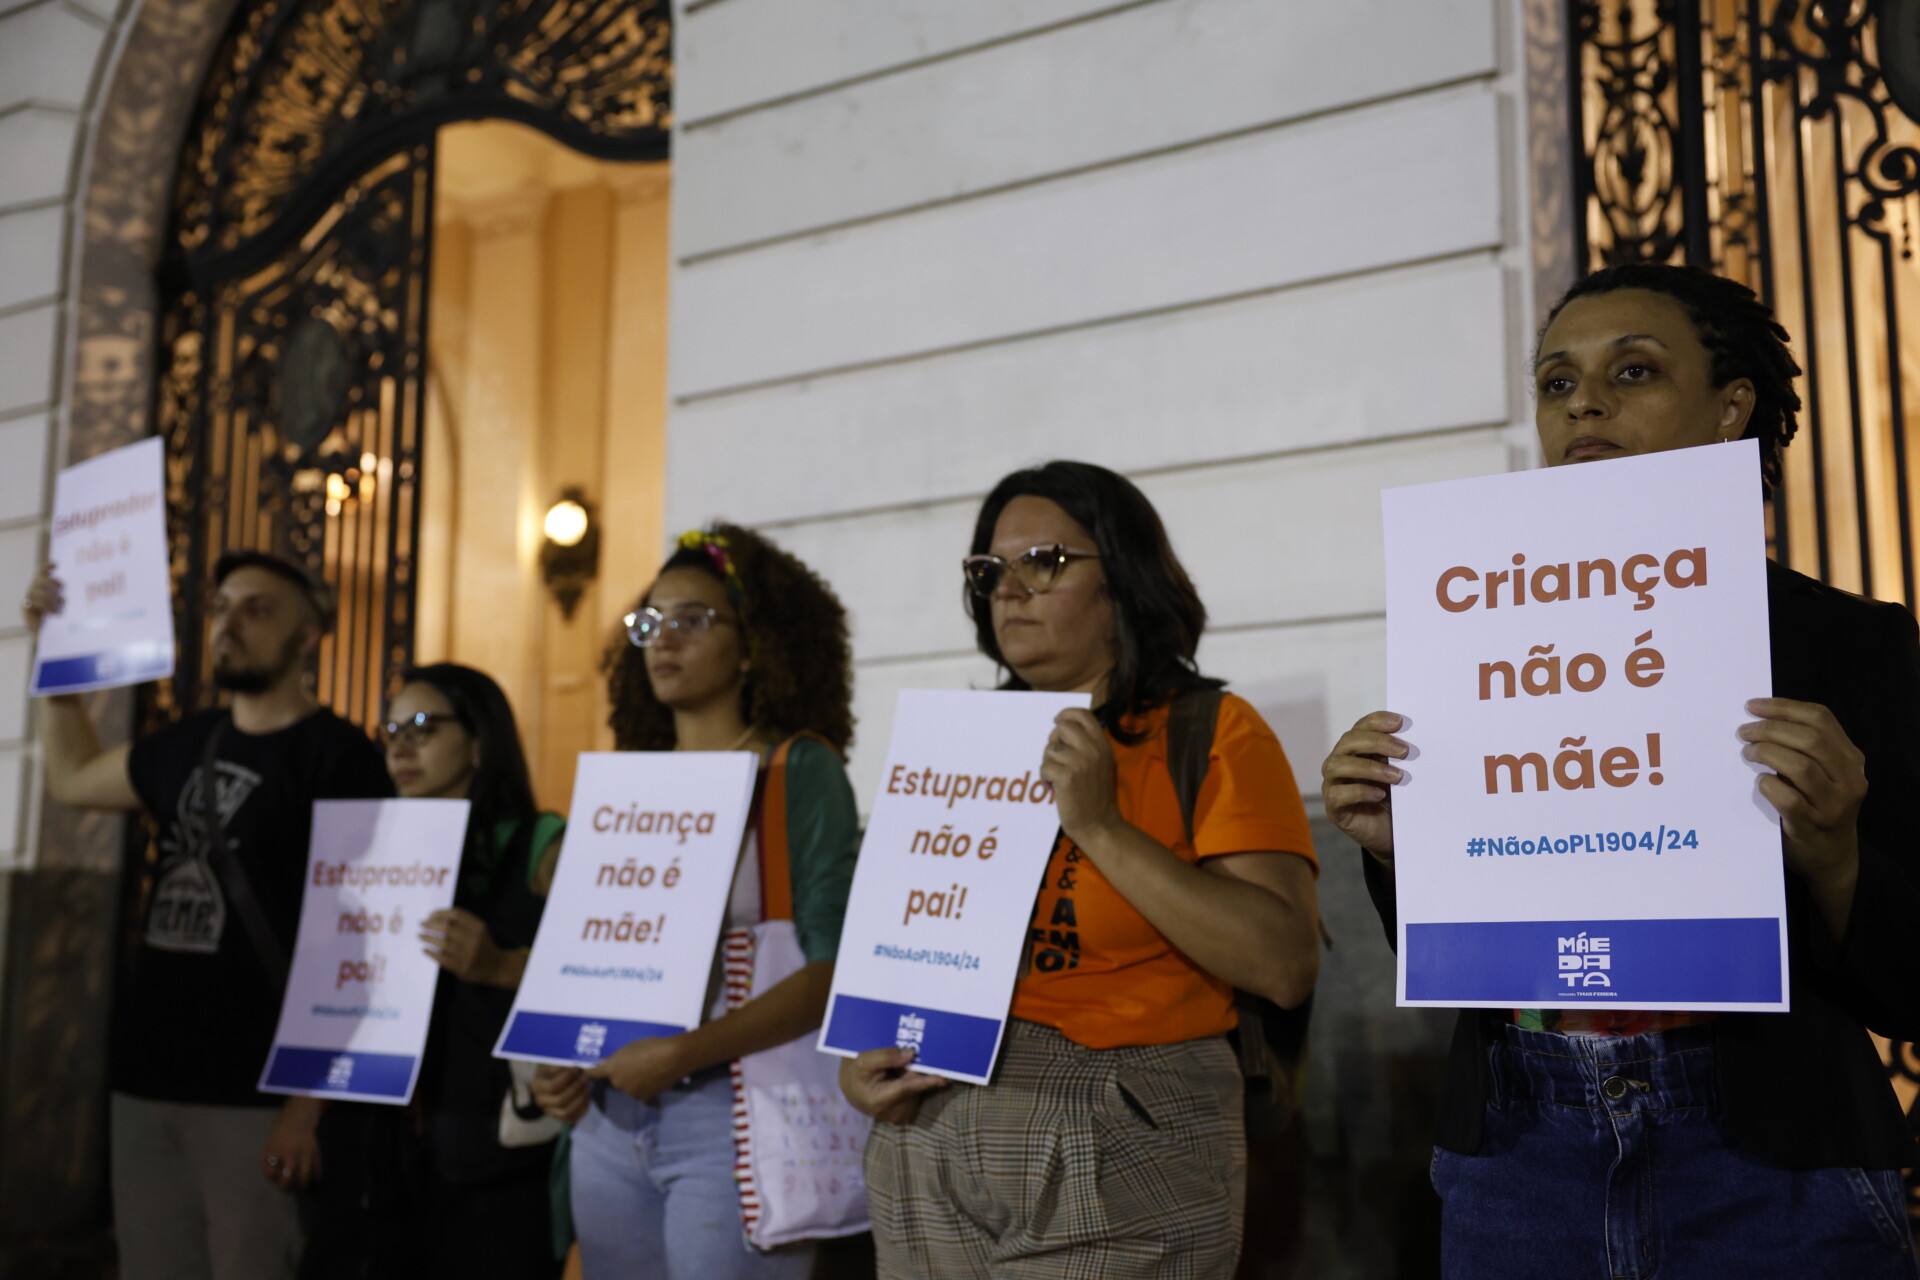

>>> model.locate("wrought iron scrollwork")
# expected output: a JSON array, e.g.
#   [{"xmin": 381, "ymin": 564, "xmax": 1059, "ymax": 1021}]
[
  {"xmin": 1574, "ymin": 0, "xmax": 1920, "ymax": 1234},
  {"xmin": 147, "ymin": 0, "xmax": 671, "ymax": 732},
  {"xmin": 1890, "ymin": 1038, "xmax": 1920, "ymax": 1223},
  {"xmin": 1572, "ymin": 0, "xmax": 1689, "ymax": 265},
  {"xmin": 151, "ymin": 148, "xmax": 435, "ymax": 729},
  {"xmin": 171, "ymin": 0, "xmax": 670, "ymax": 276}
]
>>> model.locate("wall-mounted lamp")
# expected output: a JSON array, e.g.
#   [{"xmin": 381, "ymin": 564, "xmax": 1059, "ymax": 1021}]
[{"xmin": 540, "ymin": 487, "xmax": 600, "ymax": 619}]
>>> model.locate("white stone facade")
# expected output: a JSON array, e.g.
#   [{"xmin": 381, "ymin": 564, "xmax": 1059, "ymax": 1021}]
[
  {"xmin": 0, "ymin": 0, "xmax": 125, "ymax": 870},
  {"xmin": 0, "ymin": 0, "xmax": 1572, "ymax": 898},
  {"xmin": 665, "ymin": 0, "xmax": 1568, "ymax": 808}
]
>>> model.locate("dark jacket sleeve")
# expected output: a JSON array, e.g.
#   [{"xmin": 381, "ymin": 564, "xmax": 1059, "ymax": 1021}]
[
  {"xmin": 1800, "ymin": 602, "xmax": 1920, "ymax": 1041},
  {"xmin": 1361, "ymin": 849, "xmax": 1399, "ymax": 952}
]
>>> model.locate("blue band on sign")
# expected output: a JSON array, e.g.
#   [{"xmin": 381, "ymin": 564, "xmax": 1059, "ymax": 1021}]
[
  {"xmin": 496, "ymin": 1010, "xmax": 685, "ymax": 1063},
  {"xmin": 821, "ymin": 994, "xmax": 1003, "ymax": 1079},
  {"xmin": 1404, "ymin": 917, "xmax": 1781, "ymax": 1004},
  {"xmin": 33, "ymin": 642, "xmax": 172, "ymax": 694},
  {"xmin": 263, "ymin": 1047, "xmax": 416, "ymax": 1100}
]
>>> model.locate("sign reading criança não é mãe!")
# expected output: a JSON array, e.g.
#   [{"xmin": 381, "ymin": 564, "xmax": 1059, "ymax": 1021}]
[
  {"xmin": 495, "ymin": 751, "xmax": 758, "ymax": 1066},
  {"xmin": 1383, "ymin": 441, "xmax": 1788, "ymax": 1012}
]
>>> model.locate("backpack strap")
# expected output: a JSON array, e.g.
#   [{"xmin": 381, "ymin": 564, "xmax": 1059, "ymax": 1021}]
[
  {"xmin": 1166, "ymin": 689, "xmax": 1226, "ymax": 847},
  {"xmin": 1166, "ymin": 689, "xmax": 1324, "ymax": 1102},
  {"xmin": 753, "ymin": 731, "xmax": 837, "ymax": 924}
]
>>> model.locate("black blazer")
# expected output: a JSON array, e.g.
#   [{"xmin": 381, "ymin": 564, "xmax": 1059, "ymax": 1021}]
[{"xmin": 1366, "ymin": 560, "xmax": 1920, "ymax": 1169}]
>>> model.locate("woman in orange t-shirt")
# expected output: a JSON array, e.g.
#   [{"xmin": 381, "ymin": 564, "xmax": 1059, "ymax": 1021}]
[{"xmin": 840, "ymin": 460, "xmax": 1322, "ymax": 1280}]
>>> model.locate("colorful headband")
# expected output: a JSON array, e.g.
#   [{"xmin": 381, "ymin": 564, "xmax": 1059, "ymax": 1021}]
[{"xmin": 677, "ymin": 529, "xmax": 745, "ymax": 608}]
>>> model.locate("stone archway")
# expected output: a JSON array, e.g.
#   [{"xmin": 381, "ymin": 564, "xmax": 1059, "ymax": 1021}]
[
  {"xmin": 0, "ymin": 0, "xmax": 244, "ymax": 1241},
  {"xmin": 0, "ymin": 0, "xmax": 669, "ymax": 1246},
  {"xmin": 143, "ymin": 0, "xmax": 670, "ymax": 733}
]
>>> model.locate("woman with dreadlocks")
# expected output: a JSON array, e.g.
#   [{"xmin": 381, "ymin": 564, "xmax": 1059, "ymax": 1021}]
[
  {"xmin": 529, "ymin": 525, "xmax": 860, "ymax": 1279},
  {"xmin": 1323, "ymin": 263, "xmax": 1920, "ymax": 1277}
]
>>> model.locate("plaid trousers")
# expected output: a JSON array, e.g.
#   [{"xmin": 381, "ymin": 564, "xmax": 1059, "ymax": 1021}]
[{"xmin": 864, "ymin": 1019, "xmax": 1245, "ymax": 1280}]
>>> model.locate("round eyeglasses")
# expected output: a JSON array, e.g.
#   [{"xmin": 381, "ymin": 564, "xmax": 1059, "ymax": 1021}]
[
  {"xmin": 624, "ymin": 604, "xmax": 738, "ymax": 648},
  {"xmin": 380, "ymin": 711, "xmax": 458, "ymax": 748},
  {"xmin": 961, "ymin": 544, "xmax": 1100, "ymax": 597}
]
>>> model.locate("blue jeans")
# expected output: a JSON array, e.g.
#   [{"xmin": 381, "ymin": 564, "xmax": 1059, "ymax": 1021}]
[
  {"xmin": 1434, "ymin": 1023, "xmax": 1920, "ymax": 1279},
  {"xmin": 568, "ymin": 1067, "xmax": 814, "ymax": 1280}
]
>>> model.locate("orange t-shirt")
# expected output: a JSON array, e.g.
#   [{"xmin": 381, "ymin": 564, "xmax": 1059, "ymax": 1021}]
[{"xmin": 1010, "ymin": 693, "xmax": 1316, "ymax": 1048}]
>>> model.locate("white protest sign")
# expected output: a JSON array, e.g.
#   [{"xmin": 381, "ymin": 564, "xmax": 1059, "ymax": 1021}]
[
  {"xmin": 495, "ymin": 751, "xmax": 758, "ymax": 1065},
  {"xmin": 259, "ymin": 799, "xmax": 469, "ymax": 1104},
  {"xmin": 1383, "ymin": 440, "xmax": 1785, "ymax": 1012},
  {"xmin": 31, "ymin": 436, "xmax": 174, "ymax": 695},
  {"xmin": 819, "ymin": 688, "xmax": 1089, "ymax": 1084}
]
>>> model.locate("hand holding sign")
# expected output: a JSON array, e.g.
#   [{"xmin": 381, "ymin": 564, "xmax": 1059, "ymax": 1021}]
[
  {"xmin": 1740, "ymin": 697, "xmax": 1866, "ymax": 934},
  {"xmin": 1322, "ymin": 710, "xmax": 1413, "ymax": 859},
  {"xmin": 420, "ymin": 906, "xmax": 519, "ymax": 987},
  {"xmin": 20, "ymin": 564, "xmax": 62, "ymax": 637},
  {"xmin": 837, "ymin": 1045, "xmax": 947, "ymax": 1125},
  {"xmin": 1041, "ymin": 708, "xmax": 1120, "ymax": 844},
  {"xmin": 586, "ymin": 1034, "xmax": 691, "ymax": 1102},
  {"xmin": 530, "ymin": 1063, "xmax": 591, "ymax": 1124}
]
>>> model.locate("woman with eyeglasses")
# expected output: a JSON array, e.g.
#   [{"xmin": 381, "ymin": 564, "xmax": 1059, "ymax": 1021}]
[
  {"xmin": 528, "ymin": 526, "xmax": 860, "ymax": 1280},
  {"xmin": 1323, "ymin": 264, "xmax": 1920, "ymax": 1277},
  {"xmin": 837, "ymin": 461, "xmax": 1322, "ymax": 1280},
  {"xmin": 301, "ymin": 663, "xmax": 564, "ymax": 1280}
]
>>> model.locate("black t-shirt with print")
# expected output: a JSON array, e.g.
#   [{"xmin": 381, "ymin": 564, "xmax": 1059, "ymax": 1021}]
[{"xmin": 119, "ymin": 708, "xmax": 394, "ymax": 1106}]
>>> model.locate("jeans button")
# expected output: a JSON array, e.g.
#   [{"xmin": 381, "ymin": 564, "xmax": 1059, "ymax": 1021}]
[{"xmin": 1601, "ymin": 1075, "xmax": 1629, "ymax": 1101}]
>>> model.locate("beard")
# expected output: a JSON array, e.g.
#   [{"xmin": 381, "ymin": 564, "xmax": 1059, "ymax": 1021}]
[{"xmin": 212, "ymin": 629, "xmax": 308, "ymax": 694}]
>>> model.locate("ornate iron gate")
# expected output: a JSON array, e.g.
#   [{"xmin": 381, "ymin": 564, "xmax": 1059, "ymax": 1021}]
[
  {"xmin": 1571, "ymin": 0, "xmax": 1920, "ymax": 605},
  {"xmin": 1572, "ymin": 0, "xmax": 1920, "ymax": 1225},
  {"xmin": 148, "ymin": 0, "xmax": 672, "ymax": 732},
  {"xmin": 155, "ymin": 146, "xmax": 436, "ymax": 730}
]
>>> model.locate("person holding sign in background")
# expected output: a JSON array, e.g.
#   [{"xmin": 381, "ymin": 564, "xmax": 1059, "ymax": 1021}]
[
  {"xmin": 529, "ymin": 526, "xmax": 859, "ymax": 1279},
  {"xmin": 397, "ymin": 666, "xmax": 563, "ymax": 1280},
  {"xmin": 1323, "ymin": 264, "xmax": 1920, "ymax": 1277},
  {"xmin": 296, "ymin": 664, "xmax": 566, "ymax": 1279},
  {"xmin": 23, "ymin": 551, "xmax": 393, "ymax": 1280},
  {"xmin": 839, "ymin": 462, "xmax": 1322, "ymax": 1280}
]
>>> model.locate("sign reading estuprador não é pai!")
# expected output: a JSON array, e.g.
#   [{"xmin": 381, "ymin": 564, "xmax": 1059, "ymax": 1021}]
[{"xmin": 819, "ymin": 689, "xmax": 1089, "ymax": 1084}]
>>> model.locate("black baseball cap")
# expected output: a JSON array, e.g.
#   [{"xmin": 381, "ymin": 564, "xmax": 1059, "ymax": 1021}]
[{"xmin": 212, "ymin": 550, "xmax": 337, "ymax": 633}]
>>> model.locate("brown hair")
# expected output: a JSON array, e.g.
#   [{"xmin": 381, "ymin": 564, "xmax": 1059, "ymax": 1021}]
[{"xmin": 967, "ymin": 460, "xmax": 1220, "ymax": 742}]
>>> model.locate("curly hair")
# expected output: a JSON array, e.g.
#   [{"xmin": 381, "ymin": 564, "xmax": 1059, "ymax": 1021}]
[
  {"xmin": 967, "ymin": 461, "xmax": 1221, "ymax": 742},
  {"xmin": 603, "ymin": 522, "xmax": 854, "ymax": 753},
  {"xmin": 1541, "ymin": 263, "xmax": 1802, "ymax": 491}
]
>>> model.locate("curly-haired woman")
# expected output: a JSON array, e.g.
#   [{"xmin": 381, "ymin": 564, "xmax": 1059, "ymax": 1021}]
[
  {"xmin": 1323, "ymin": 264, "xmax": 1920, "ymax": 1277},
  {"xmin": 530, "ymin": 525, "xmax": 860, "ymax": 1280}
]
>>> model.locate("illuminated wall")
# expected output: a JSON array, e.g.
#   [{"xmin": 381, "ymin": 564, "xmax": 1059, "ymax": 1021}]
[{"xmin": 416, "ymin": 122, "xmax": 670, "ymax": 809}]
